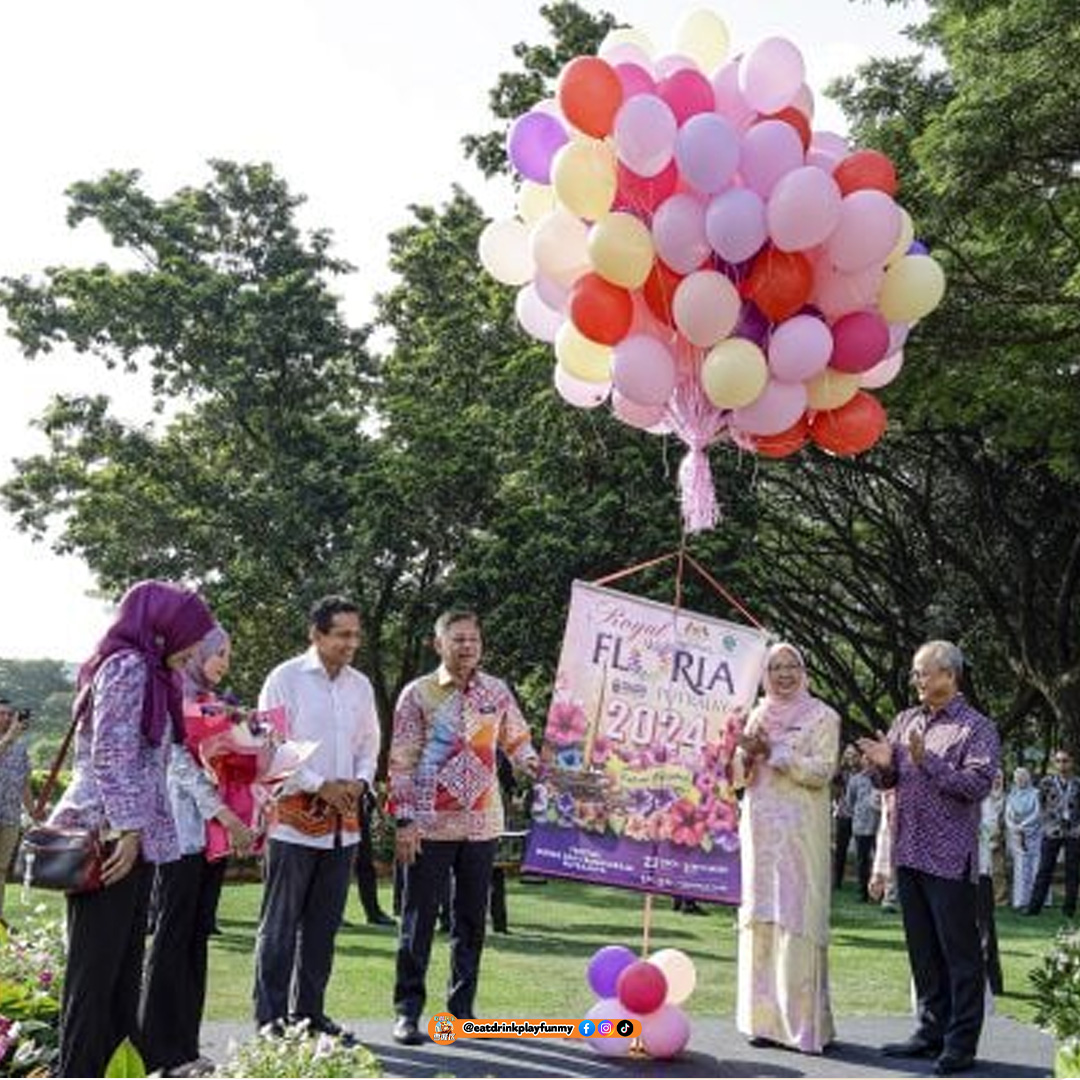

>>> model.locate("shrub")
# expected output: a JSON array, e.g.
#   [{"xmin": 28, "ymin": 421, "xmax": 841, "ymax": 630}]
[{"xmin": 213, "ymin": 1019, "xmax": 381, "ymax": 1078}]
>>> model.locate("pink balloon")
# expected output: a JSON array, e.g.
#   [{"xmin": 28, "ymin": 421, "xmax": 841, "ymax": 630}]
[
  {"xmin": 654, "ymin": 53, "xmax": 696, "ymax": 79},
  {"xmin": 885, "ymin": 321, "xmax": 909, "ymax": 358},
  {"xmin": 657, "ymin": 67, "xmax": 715, "ymax": 126},
  {"xmin": 674, "ymin": 113, "xmax": 740, "ymax": 195},
  {"xmin": 792, "ymin": 83, "xmax": 815, "ymax": 121},
  {"xmin": 613, "ymin": 94, "xmax": 678, "ymax": 178},
  {"xmin": 826, "ymin": 190, "xmax": 902, "ymax": 273},
  {"xmin": 739, "ymin": 36, "xmax": 806, "ymax": 113},
  {"xmin": 673, "ymin": 270, "xmax": 740, "ymax": 347},
  {"xmin": 768, "ymin": 314, "xmax": 833, "ymax": 381},
  {"xmin": 766, "ymin": 166, "xmax": 842, "ymax": 251},
  {"xmin": 615, "ymin": 159, "xmax": 679, "ymax": 214},
  {"xmin": 730, "ymin": 378, "xmax": 808, "ymax": 436},
  {"xmin": 830, "ymin": 310, "xmax": 891, "ymax": 373},
  {"xmin": 612, "ymin": 335, "xmax": 677, "ymax": 406},
  {"xmin": 811, "ymin": 260, "xmax": 885, "ymax": 320},
  {"xmin": 652, "ymin": 193, "xmax": 710, "ymax": 274},
  {"xmin": 739, "ymin": 120, "xmax": 805, "ymax": 198},
  {"xmin": 807, "ymin": 130, "xmax": 849, "ymax": 173},
  {"xmin": 859, "ymin": 348, "xmax": 904, "ymax": 388},
  {"xmin": 613, "ymin": 391, "xmax": 669, "ymax": 431},
  {"xmin": 585, "ymin": 997, "xmax": 640, "ymax": 1058},
  {"xmin": 534, "ymin": 273, "xmax": 569, "ymax": 313},
  {"xmin": 639, "ymin": 1003, "xmax": 691, "ymax": 1060},
  {"xmin": 554, "ymin": 364, "xmax": 610, "ymax": 408},
  {"xmin": 615, "ymin": 62, "xmax": 656, "ymax": 99},
  {"xmin": 706, "ymin": 188, "xmax": 767, "ymax": 264},
  {"xmin": 515, "ymin": 283, "xmax": 564, "ymax": 343},
  {"xmin": 711, "ymin": 59, "xmax": 756, "ymax": 130}
]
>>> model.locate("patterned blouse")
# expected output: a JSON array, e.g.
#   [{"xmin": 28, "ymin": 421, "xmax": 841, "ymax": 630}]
[
  {"xmin": 0, "ymin": 736, "xmax": 31, "ymax": 825},
  {"xmin": 1038, "ymin": 773, "xmax": 1080, "ymax": 839},
  {"xmin": 389, "ymin": 666, "xmax": 537, "ymax": 842}
]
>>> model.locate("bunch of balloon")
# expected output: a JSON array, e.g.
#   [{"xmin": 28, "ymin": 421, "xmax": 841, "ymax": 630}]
[
  {"xmin": 477, "ymin": 8, "xmax": 946, "ymax": 532},
  {"xmin": 584, "ymin": 944, "xmax": 698, "ymax": 1060}
]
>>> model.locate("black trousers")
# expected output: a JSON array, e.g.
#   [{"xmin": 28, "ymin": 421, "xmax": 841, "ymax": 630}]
[
  {"xmin": 59, "ymin": 861, "xmax": 152, "ymax": 1078},
  {"xmin": 833, "ymin": 816, "xmax": 853, "ymax": 888},
  {"xmin": 854, "ymin": 833, "xmax": 876, "ymax": 901},
  {"xmin": 253, "ymin": 839, "xmax": 353, "ymax": 1025},
  {"xmin": 139, "ymin": 853, "xmax": 227, "ymax": 1070},
  {"xmin": 354, "ymin": 810, "xmax": 384, "ymax": 921},
  {"xmin": 976, "ymin": 875, "xmax": 1003, "ymax": 995},
  {"xmin": 394, "ymin": 839, "xmax": 496, "ymax": 1022},
  {"xmin": 1027, "ymin": 834, "xmax": 1080, "ymax": 917},
  {"xmin": 897, "ymin": 866, "xmax": 985, "ymax": 1058},
  {"xmin": 490, "ymin": 867, "xmax": 507, "ymax": 932}
]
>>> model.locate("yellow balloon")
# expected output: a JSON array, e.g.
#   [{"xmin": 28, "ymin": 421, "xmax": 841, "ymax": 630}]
[
  {"xmin": 598, "ymin": 26, "xmax": 654, "ymax": 61},
  {"xmin": 587, "ymin": 212, "xmax": 655, "ymax": 288},
  {"xmin": 878, "ymin": 255, "xmax": 947, "ymax": 322},
  {"xmin": 701, "ymin": 339, "xmax": 768, "ymax": 408},
  {"xmin": 552, "ymin": 139, "xmax": 617, "ymax": 222},
  {"xmin": 884, "ymin": 207, "xmax": 914, "ymax": 267},
  {"xmin": 555, "ymin": 322, "xmax": 613, "ymax": 383},
  {"xmin": 674, "ymin": 9, "xmax": 730, "ymax": 72},
  {"xmin": 530, "ymin": 208, "xmax": 590, "ymax": 287},
  {"xmin": 806, "ymin": 368, "xmax": 860, "ymax": 410},
  {"xmin": 517, "ymin": 180, "xmax": 555, "ymax": 225}
]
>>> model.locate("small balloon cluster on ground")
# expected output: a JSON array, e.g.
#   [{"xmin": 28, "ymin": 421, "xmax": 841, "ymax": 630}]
[
  {"xmin": 584, "ymin": 944, "xmax": 697, "ymax": 1059},
  {"xmin": 478, "ymin": 8, "xmax": 945, "ymax": 530}
]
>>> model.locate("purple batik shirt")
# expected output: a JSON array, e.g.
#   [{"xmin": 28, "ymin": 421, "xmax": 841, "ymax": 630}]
[{"xmin": 873, "ymin": 694, "xmax": 1000, "ymax": 882}]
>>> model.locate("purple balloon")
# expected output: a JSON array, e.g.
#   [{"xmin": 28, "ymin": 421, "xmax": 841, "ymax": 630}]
[
  {"xmin": 907, "ymin": 239, "xmax": 929, "ymax": 256},
  {"xmin": 507, "ymin": 111, "xmax": 569, "ymax": 184},
  {"xmin": 733, "ymin": 301, "xmax": 770, "ymax": 346},
  {"xmin": 587, "ymin": 945, "xmax": 637, "ymax": 998}
]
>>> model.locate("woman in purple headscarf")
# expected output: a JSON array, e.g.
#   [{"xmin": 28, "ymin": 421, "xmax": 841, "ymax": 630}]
[
  {"xmin": 733, "ymin": 642, "xmax": 841, "ymax": 1054},
  {"xmin": 139, "ymin": 625, "xmax": 254, "ymax": 1077},
  {"xmin": 48, "ymin": 580, "xmax": 215, "ymax": 1078}
]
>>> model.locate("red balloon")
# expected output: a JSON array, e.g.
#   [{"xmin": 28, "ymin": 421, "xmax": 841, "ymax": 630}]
[
  {"xmin": 829, "ymin": 311, "xmax": 890, "ymax": 373},
  {"xmin": 810, "ymin": 391, "xmax": 887, "ymax": 455},
  {"xmin": 557, "ymin": 57, "xmax": 623, "ymax": 138},
  {"xmin": 761, "ymin": 106, "xmax": 811, "ymax": 150},
  {"xmin": 657, "ymin": 68, "xmax": 715, "ymax": 126},
  {"xmin": 754, "ymin": 414, "xmax": 809, "ymax": 458},
  {"xmin": 616, "ymin": 960, "xmax": 668, "ymax": 1015},
  {"xmin": 616, "ymin": 159, "xmax": 678, "ymax": 215},
  {"xmin": 642, "ymin": 260, "xmax": 684, "ymax": 328},
  {"xmin": 834, "ymin": 149, "xmax": 899, "ymax": 197},
  {"xmin": 743, "ymin": 248, "xmax": 814, "ymax": 323},
  {"xmin": 570, "ymin": 273, "xmax": 634, "ymax": 345}
]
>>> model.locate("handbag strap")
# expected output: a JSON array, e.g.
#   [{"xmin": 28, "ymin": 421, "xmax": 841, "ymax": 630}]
[{"xmin": 31, "ymin": 688, "xmax": 85, "ymax": 820}]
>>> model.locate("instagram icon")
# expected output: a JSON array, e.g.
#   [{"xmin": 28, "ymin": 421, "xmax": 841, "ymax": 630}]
[{"xmin": 598, "ymin": 1020, "xmax": 614, "ymax": 1036}]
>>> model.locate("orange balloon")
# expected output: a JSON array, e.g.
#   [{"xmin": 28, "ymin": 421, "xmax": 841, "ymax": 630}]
[
  {"xmin": 810, "ymin": 391, "xmax": 887, "ymax": 455},
  {"xmin": 557, "ymin": 57, "xmax": 623, "ymax": 138},
  {"xmin": 762, "ymin": 107, "xmax": 811, "ymax": 151},
  {"xmin": 642, "ymin": 260, "xmax": 683, "ymax": 328},
  {"xmin": 834, "ymin": 149, "xmax": 899, "ymax": 197},
  {"xmin": 743, "ymin": 248, "xmax": 814, "ymax": 323},
  {"xmin": 754, "ymin": 415, "xmax": 809, "ymax": 458},
  {"xmin": 570, "ymin": 273, "xmax": 634, "ymax": 345}
]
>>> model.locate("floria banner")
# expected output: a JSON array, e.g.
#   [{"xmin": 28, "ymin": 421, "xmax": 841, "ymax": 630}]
[{"xmin": 523, "ymin": 581, "xmax": 769, "ymax": 903}]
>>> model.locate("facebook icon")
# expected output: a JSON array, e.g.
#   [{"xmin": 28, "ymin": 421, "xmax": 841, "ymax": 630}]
[{"xmin": 578, "ymin": 1020, "xmax": 596, "ymax": 1036}]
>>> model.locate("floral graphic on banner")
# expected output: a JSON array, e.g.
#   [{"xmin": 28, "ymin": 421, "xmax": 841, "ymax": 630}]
[{"xmin": 524, "ymin": 581, "xmax": 769, "ymax": 903}]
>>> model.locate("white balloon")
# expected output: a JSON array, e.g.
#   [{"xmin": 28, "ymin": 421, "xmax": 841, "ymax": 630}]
[{"xmin": 478, "ymin": 218, "xmax": 535, "ymax": 286}]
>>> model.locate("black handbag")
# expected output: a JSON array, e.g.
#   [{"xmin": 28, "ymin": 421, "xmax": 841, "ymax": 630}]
[{"xmin": 14, "ymin": 707, "xmax": 109, "ymax": 894}]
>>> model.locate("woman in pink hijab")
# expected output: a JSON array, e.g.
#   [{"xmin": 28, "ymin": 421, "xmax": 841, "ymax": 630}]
[{"xmin": 734, "ymin": 642, "xmax": 841, "ymax": 1054}]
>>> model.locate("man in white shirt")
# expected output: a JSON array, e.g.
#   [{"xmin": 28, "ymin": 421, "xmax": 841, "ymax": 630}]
[{"xmin": 253, "ymin": 595, "xmax": 380, "ymax": 1040}]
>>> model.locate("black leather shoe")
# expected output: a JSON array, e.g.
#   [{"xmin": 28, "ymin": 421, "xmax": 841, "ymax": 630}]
[
  {"xmin": 297, "ymin": 1015, "xmax": 359, "ymax": 1047},
  {"xmin": 392, "ymin": 1015, "xmax": 422, "ymax": 1045},
  {"xmin": 367, "ymin": 911, "xmax": 397, "ymax": 927},
  {"xmin": 882, "ymin": 1035, "xmax": 942, "ymax": 1058},
  {"xmin": 933, "ymin": 1051, "xmax": 976, "ymax": 1075}
]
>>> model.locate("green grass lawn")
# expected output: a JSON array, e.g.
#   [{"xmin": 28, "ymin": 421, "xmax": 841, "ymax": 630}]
[{"xmin": 6, "ymin": 875, "xmax": 1065, "ymax": 1026}]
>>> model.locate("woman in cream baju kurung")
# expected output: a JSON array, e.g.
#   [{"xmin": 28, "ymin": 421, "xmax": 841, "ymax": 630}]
[{"xmin": 734, "ymin": 642, "xmax": 840, "ymax": 1054}]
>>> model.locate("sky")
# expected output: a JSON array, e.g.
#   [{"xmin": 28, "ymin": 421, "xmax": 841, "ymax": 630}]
[{"xmin": 0, "ymin": 0, "xmax": 925, "ymax": 661}]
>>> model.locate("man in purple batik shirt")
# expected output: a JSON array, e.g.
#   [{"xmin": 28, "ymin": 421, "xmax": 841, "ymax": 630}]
[{"xmin": 859, "ymin": 640, "xmax": 999, "ymax": 1078}]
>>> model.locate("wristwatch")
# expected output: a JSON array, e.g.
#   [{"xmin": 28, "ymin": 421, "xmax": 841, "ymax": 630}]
[{"xmin": 394, "ymin": 816, "xmax": 414, "ymax": 828}]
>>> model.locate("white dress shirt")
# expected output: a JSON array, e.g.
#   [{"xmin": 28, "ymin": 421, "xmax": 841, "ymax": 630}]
[{"xmin": 258, "ymin": 646, "xmax": 380, "ymax": 850}]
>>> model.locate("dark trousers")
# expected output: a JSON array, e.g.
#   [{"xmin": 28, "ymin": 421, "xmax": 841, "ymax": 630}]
[
  {"xmin": 355, "ymin": 811, "xmax": 384, "ymax": 921},
  {"xmin": 897, "ymin": 867, "xmax": 985, "ymax": 1058},
  {"xmin": 253, "ymin": 839, "xmax": 353, "ymax": 1025},
  {"xmin": 854, "ymin": 833, "xmax": 876, "ymax": 901},
  {"xmin": 490, "ymin": 867, "xmax": 507, "ymax": 932},
  {"xmin": 976, "ymin": 875, "xmax": 1003, "ymax": 995},
  {"xmin": 394, "ymin": 839, "xmax": 496, "ymax": 1021},
  {"xmin": 59, "ymin": 861, "xmax": 152, "ymax": 1078},
  {"xmin": 139, "ymin": 853, "xmax": 227, "ymax": 1070},
  {"xmin": 1027, "ymin": 834, "xmax": 1080, "ymax": 917},
  {"xmin": 833, "ymin": 816, "xmax": 853, "ymax": 888}
]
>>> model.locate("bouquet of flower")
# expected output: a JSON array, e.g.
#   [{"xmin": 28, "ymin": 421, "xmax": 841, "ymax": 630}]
[{"xmin": 184, "ymin": 699, "xmax": 316, "ymax": 860}]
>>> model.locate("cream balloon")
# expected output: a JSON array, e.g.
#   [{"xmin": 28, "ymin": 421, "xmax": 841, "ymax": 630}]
[
  {"xmin": 478, "ymin": 218, "xmax": 535, "ymax": 286},
  {"xmin": 587, "ymin": 212, "xmax": 655, "ymax": 288},
  {"xmin": 555, "ymin": 322, "xmax": 612, "ymax": 383},
  {"xmin": 598, "ymin": 26, "xmax": 654, "ymax": 62},
  {"xmin": 878, "ymin": 255, "xmax": 947, "ymax": 322},
  {"xmin": 517, "ymin": 180, "xmax": 556, "ymax": 225},
  {"xmin": 701, "ymin": 338, "xmax": 768, "ymax": 408},
  {"xmin": 806, "ymin": 368, "xmax": 860, "ymax": 410},
  {"xmin": 530, "ymin": 209, "xmax": 590, "ymax": 288},
  {"xmin": 884, "ymin": 206, "xmax": 914, "ymax": 266},
  {"xmin": 673, "ymin": 10, "xmax": 730, "ymax": 72},
  {"xmin": 552, "ymin": 138, "xmax": 617, "ymax": 221},
  {"xmin": 672, "ymin": 270, "xmax": 740, "ymax": 347},
  {"xmin": 650, "ymin": 948, "xmax": 697, "ymax": 1006}
]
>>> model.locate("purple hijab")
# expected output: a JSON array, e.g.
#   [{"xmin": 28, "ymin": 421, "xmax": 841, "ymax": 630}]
[
  {"xmin": 76, "ymin": 580, "xmax": 216, "ymax": 746},
  {"xmin": 181, "ymin": 624, "xmax": 230, "ymax": 699}
]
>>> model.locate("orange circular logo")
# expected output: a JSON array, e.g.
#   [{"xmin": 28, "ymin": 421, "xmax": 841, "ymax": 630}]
[{"xmin": 428, "ymin": 1012, "xmax": 456, "ymax": 1043}]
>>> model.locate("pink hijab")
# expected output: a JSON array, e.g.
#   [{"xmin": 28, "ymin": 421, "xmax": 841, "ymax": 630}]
[
  {"xmin": 753, "ymin": 642, "xmax": 821, "ymax": 738},
  {"xmin": 181, "ymin": 624, "xmax": 230, "ymax": 699}
]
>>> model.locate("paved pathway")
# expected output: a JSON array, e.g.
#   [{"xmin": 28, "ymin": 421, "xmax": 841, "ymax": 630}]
[{"xmin": 201, "ymin": 1013, "xmax": 1053, "ymax": 1078}]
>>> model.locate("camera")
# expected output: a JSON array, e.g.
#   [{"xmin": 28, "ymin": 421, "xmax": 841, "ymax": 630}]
[{"xmin": 15, "ymin": 707, "xmax": 31, "ymax": 725}]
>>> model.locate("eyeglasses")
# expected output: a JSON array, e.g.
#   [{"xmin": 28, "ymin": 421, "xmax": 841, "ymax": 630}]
[
  {"xmin": 909, "ymin": 668, "xmax": 941, "ymax": 683},
  {"xmin": 768, "ymin": 662, "xmax": 803, "ymax": 673}
]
